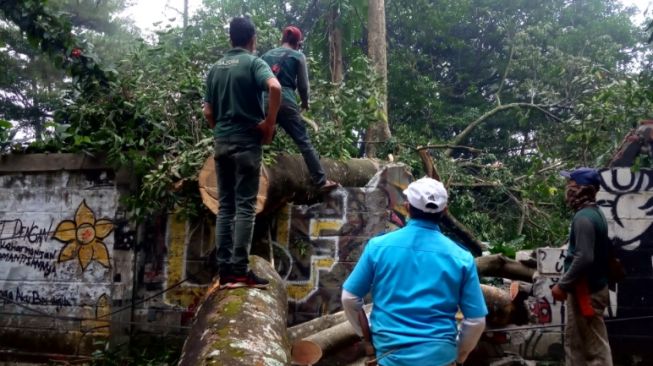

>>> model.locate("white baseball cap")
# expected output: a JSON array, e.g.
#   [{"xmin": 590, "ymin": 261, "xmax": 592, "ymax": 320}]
[{"xmin": 403, "ymin": 177, "xmax": 448, "ymax": 213}]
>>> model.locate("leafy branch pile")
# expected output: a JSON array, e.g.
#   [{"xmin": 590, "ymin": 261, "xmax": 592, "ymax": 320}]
[
  {"xmin": 0, "ymin": 0, "xmax": 385, "ymax": 221},
  {"xmin": 2, "ymin": 0, "xmax": 653, "ymax": 252}
]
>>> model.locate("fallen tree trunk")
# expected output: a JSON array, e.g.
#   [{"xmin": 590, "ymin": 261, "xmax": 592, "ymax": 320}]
[
  {"xmin": 199, "ymin": 154, "xmax": 380, "ymax": 215},
  {"xmin": 304, "ymin": 321, "xmax": 360, "ymax": 358},
  {"xmin": 289, "ymin": 304, "xmax": 373, "ymax": 343},
  {"xmin": 291, "ymin": 307, "xmax": 373, "ymax": 363},
  {"xmin": 476, "ymin": 254, "xmax": 536, "ymax": 283},
  {"xmin": 177, "ymin": 256, "xmax": 290, "ymax": 366},
  {"xmin": 201, "ymin": 152, "xmax": 486, "ymax": 255},
  {"xmin": 293, "ymin": 284, "xmax": 527, "ymax": 362},
  {"xmin": 443, "ymin": 213, "xmax": 484, "ymax": 256},
  {"xmin": 416, "ymin": 148, "xmax": 485, "ymax": 256}
]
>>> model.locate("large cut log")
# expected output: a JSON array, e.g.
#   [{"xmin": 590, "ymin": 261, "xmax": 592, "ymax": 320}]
[
  {"xmin": 476, "ymin": 254, "xmax": 536, "ymax": 283},
  {"xmin": 288, "ymin": 304, "xmax": 373, "ymax": 343},
  {"xmin": 481, "ymin": 284, "xmax": 527, "ymax": 327},
  {"xmin": 177, "ymin": 256, "xmax": 290, "ymax": 366},
  {"xmin": 198, "ymin": 153, "xmax": 380, "ymax": 215},
  {"xmin": 299, "ymin": 321, "xmax": 360, "ymax": 358},
  {"xmin": 293, "ymin": 284, "xmax": 528, "ymax": 362}
]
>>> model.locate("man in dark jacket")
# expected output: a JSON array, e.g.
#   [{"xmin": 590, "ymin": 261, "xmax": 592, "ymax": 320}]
[
  {"xmin": 261, "ymin": 26, "xmax": 337, "ymax": 192},
  {"xmin": 552, "ymin": 167, "xmax": 613, "ymax": 366}
]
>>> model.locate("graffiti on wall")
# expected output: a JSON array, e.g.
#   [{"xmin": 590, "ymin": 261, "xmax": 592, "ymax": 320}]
[
  {"xmin": 53, "ymin": 200, "xmax": 114, "ymax": 271},
  {"xmin": 162, "ymin": 215, "xmax": 206, "ymax": 309},
  {"xmin": 0, "ymin": 198, "xmax": 116, "ymax": 310},
  {"xmin": 0, "ymin": 219, "xmax": 57, "ymax": 277},
  {"xmin": 156, "ymin": 165, "xmax": 413, "ymax": 324},
  {"xmin": 597, "ymin": 168, "xmax": 653, "ymax": 337},
  {"xmin": 279, "ymin": 166, "xmax": 413, "ymax": 323},
  {"xmin": 0, "ymin": 167, "xmax": 124, "ymax": 355},
  {"xmin": 494, "ymin": 168, "xmax": 653, "ymax": 361},
  {"xmin": 274, "ymin": 189, "xmax": 347, "ymax": 303}
]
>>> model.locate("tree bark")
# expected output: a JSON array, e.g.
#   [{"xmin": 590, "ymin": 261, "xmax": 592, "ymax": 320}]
[
  {"xmin": 304, "ymin": 321, "xmax": 360, "ymax": 356},
  {"xmin": 293, "ymin": 284, "xmax": 526, "ymax": 361},
  {"xmin": 288, "ymin": 304, "xmax": 373, "ymax": 343},
  {"xmin": 198, "ymin": 154, "xmax": 380, "ymax": 215},
  {"xmin": 177, "ymin": 256, "xmax": 290, "ymax": 366},
  {"xmin": 481, "ymin": 284, "xmax": 516, "ymax": 327},
  {"xmin": 364, "ymin": 0, "xmax": 390, "ymax": 158},
  {"xmin": 417, "ymin": 148, "xmax": 484, "ymax": 256},
  {"xmin": 442, "ymin": 214, "xmax": 484, "ymax": 256},
  {"xmin": 475, "ymin": 254, "xmax": 536, "ymax": 283},
  {"xmin": 328, "ymin": 4, "xmax": 344, "ymax": 84}
]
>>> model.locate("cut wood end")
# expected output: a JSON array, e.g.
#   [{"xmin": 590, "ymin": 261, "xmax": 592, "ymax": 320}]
[
  {"xmin": 509, "ymin": 281, "xmax": 520, "ymax": 301},
  {"xmin": 291, "ymin": 339, "xmax": 322, "ymax": 365},
  {"xmin": 198, "ymin": 156, "xmax": 269, "ymax": 214}
]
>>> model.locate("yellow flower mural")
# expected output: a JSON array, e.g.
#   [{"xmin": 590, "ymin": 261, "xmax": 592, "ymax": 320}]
[{"xmin": 53, "ymin": 200, "xmax": 113, "ymax": 271}]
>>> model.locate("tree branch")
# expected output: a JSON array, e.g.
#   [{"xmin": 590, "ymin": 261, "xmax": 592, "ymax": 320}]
[
  {"xmin": 495, "ymin": 42, "xmax": 515, "ymax": 105},
  {"xmin": 416, "ymin": 144, "xmax": 482, "ymax": 154},
  {"xmin": 445, "ymin": 103, "xmax": 562, "ymax": 157},
  {"xmin": 417, "ymin": 150, "xmax": 484, "ymax": 256}
]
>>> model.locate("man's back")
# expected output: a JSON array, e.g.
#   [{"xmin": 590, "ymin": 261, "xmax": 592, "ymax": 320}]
[
  {"xmin": 205, "ymin": 48, "xmax": 273, "ymax": 142},
  {"xmin": 261, "ymin": 47, "xmax": 306, "ymax": 106},
  {"xmin": 343, "ymin": 218, "xmax": 487, "ymax": 366}
]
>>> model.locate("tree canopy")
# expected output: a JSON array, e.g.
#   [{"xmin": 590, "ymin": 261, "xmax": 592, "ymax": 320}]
[{"xmin": 1, "ymin": 0, "xmax": 652, "ymax": 252}]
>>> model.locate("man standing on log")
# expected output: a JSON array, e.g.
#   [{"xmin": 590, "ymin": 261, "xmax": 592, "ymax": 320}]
[
  {"xmin": 203, "ymin": 17, "xmax": 281, "ymax": 289},
  {"xmin": 341, "ymin": 178, "xmax": 487, "ymax": 366},
  {"xmin": 261, "ymin": 26, "xmax": 338, "ymax": 192},
  {"xmin": 552, "ymin": 168, "xmax": 613, "ymax": 365}
]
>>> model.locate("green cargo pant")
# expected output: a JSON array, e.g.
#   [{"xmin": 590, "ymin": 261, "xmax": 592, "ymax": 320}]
[{"xmin": 564, "ymin": 286, "xmax": 613, "ymax": 366}]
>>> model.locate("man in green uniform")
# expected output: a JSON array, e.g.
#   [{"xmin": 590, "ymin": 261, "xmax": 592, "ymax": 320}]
[
  {"xmin": 261, "ymin": 26, "xmax": 337, "ymax": 192},
  {"xmin": 203, "ymin": 17, "xmax": 281, "ymax": 289},
  {"xmin": 552, "ymin": 167, "xmax": 613, "ymax": 366}
]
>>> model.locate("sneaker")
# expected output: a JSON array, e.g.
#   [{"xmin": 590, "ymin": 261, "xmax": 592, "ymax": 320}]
[
  {"xmin": 223, "ymin": 270, "xmax": 269, "ymax": 289},
  {"xmin": 219, "ymin": 274, "xmax": 236, "ymax": 289},
  {"xmin": 319, "ymin": 179, "xmax": 340, "ymax": 193}
]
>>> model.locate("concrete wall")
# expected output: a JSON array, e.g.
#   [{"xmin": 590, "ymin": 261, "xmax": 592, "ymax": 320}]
[
  {"xmin": 0, "ymin": 154, "xmax": 136, "ymax": 358},
  {"xmin": 3, "ymin": 154, "xmax": 652, "ymax": 363},
  {"xmin": 129, "ymin": 164, "xmax": 413, "ymax": 334}
]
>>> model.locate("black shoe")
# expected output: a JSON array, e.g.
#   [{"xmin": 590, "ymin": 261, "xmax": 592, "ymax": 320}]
[{"xmin": 223, "ymin": 270, "xmax": 269, "ymax": 289}]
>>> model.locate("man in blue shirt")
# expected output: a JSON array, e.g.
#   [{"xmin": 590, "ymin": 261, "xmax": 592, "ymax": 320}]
[{"xmin": 342, "ymin": 177, "xmax": 487, "ymax": 366}]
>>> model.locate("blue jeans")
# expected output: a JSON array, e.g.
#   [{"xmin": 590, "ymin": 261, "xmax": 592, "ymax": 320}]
[
  {"xmin": 214, "ymin": 139, "xmax": 262, "ymax": 276},
  {"xmin": 277, "ymin": 104, "xmax": 326, "ymax": 186}
]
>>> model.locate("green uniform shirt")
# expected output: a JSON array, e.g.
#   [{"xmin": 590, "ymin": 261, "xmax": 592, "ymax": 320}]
[
  {"xmin": 261, "ymin": 47, "xmax": 309, "ymax": 107},
  {"xmin": 204, "ymin": 48, "xmax": 275, "ymax": 141}
]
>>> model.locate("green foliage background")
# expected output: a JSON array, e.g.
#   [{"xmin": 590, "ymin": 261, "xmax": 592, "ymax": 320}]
[{"xmin": 1, "ymin": 0, "xmax": 653, "ymax": 253}]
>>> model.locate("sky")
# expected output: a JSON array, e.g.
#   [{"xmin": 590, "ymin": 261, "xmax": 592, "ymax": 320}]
[
  {"xmin": 121, "ymin": 0, "xmax": 203, "ymax": 36},
  {"xmin": 622, "ymin": 0, "xmax": 652, "ymax": 23},
  {"xmin": 122, "ymin": 0, "xmax": 653, "ymax": 35}
]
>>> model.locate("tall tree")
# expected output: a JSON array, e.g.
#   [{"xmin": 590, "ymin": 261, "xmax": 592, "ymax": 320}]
[
  {"xmin": 0, "ymin": 0, "xmax": 136, "ymax": 140},
  {"xmin": 364, "ymin": 0, "xmax": 390, "ymax": 158},
  {"xmin": 327, "ymin": 2, "xmax": 344, "ymax": 84}
]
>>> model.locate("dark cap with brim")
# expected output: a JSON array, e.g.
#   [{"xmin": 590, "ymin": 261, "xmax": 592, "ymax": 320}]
[{"xmin": 560, "ymin": 167, "xmax": 601, "ymax": 186}]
